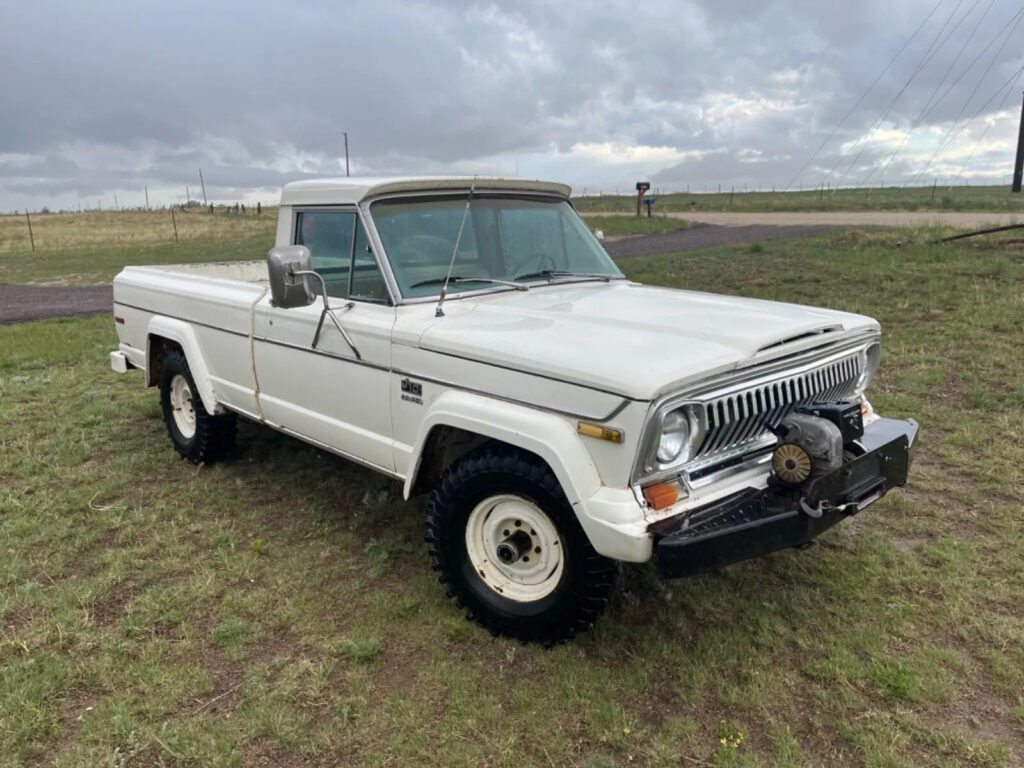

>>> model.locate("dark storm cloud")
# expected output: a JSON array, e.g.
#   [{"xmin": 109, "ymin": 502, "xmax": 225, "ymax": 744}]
[{"xmin": 1, "ymin": 0, "xmax": 1021, "ymax": 209}]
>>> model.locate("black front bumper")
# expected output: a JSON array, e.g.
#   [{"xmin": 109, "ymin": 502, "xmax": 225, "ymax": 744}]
[{"xmin": 652, "ymin": 417, "xmax": 918, "ymax": 579}]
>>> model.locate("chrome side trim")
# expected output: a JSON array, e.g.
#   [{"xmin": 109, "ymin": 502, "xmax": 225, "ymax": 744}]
[
  {"xmin": 418, "ymin": 347, "xmax": 642, "ymax": 401},
  {"xmin": 391, "ymin": 365, "xmax": 631, "ymax": 423},
  {"xmin": 119, "ymin": 300, "xmax": 631, "ymax": 422},
  {"xmin": 114, "ymin": 301, "xmax": 250, "ymax": 339},
  {"xmin": 255, "ymin": 335, "xmax": 388, "ymax": 371}
]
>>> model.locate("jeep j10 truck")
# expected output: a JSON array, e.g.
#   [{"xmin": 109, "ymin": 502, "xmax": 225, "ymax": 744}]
[{"xmin": 111, "ymin": 176, "xmax": 917, "ymax": 643}]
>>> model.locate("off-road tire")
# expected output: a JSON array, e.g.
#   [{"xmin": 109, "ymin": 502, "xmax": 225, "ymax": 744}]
[
  {"xmin": 159, "ymin": 347, "xmax": 236, "ymax": 464},
  {"xmin": 425, "ymin": 445, "xmax": 617, "ymax": 644}
]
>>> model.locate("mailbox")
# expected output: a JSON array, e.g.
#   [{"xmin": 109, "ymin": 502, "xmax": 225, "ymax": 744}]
[{"xmin": 635, "ymin": 181, "xmax": 651, "ymax": 216}]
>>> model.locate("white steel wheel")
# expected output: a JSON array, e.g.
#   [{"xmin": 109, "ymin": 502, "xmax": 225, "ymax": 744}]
[
  {"xmin": 464, "ymin": 494, "xmax": 565, "ymax": 602},
  {"xmin": 169, "ymin": 374, "xmax": 197, "ymax": 439}
]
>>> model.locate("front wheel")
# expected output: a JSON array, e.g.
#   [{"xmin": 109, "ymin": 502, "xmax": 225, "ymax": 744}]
[
  {"xmin": 159, "ymin": 347, "xmax": 236, "ymax": 464},
  {"xmin": 425, "ymin": 445, "xmax": 617, "ymax": 644}
]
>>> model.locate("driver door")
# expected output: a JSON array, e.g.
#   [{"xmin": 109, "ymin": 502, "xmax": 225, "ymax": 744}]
[{"xmin": 253, "ymin": 208, "xmax": 396, "ymax": 472}]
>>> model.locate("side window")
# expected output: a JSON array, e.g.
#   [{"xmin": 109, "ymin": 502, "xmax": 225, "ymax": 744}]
[
  {"xmin": 295, "ymin": 211, "xmax": 354, "ymax": 299},
  {"xmin": 348, "ymin": 218, "xmax": 389, "ymax": 303},
  {"xmin": 295, "ymin": 210, "xmax": 389, "ymax": 303}
]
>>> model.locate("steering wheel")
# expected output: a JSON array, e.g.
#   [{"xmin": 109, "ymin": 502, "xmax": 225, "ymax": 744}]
[
  {"xmin": 510, "ymin": 252, "xmax": 557, "ymax": 277},
  {"xmin": 397, "ymin": 234, "xmax": 454, "ymax": 265}
]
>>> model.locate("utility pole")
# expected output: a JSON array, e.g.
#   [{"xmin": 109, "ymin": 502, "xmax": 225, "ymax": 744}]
[
  {"xmin": 145, "ymin": 185, "xmax": 149, "ymax": 209},
  {"xmin": 199, "ymin": 169, "xmax": 208, "ymax": 205},
  {"xmin": 344, "ymin": 132, "xmax": 350, "ymax": 177},
  {"xmin": 1012, "ymin": 90, "xmax": 1024, "ymax": 193}
]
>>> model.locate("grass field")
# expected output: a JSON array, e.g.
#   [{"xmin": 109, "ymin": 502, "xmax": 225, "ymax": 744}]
[
  {"xmin": 572, "ymin": 185, "xmax": 1024, "ymax": 215},
  {"xmin": 2, "ymin": 225, "xmax": 1023, "ymax": 767}
]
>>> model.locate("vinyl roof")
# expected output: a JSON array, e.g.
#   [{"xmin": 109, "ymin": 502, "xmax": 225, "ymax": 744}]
[{"xmin": 279, "ymin": 176, "xmax": 573, "ymax": 206}]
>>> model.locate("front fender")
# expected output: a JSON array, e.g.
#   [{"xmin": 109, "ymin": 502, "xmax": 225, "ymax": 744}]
[
  {"xmin": 146, "ymin": 316, "xmax": 222, "ymax": 415},
  {"xmin": 404, "ymin": 390, "xmax": 652, "ymax": 562},
  {"xmin": 404, "ymin": 390, "xmax": 601, "ymax": 505}
]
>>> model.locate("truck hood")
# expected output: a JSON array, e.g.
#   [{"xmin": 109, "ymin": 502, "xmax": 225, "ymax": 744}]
[{"xmin": 416, "ymin": 281, "xmax": 879, "ymax": 401}]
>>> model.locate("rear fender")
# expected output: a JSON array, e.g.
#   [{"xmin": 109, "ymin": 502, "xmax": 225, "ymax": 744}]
[{"xmin": 146, "ymin": 316, "xmax": 222, "ymax": 414}]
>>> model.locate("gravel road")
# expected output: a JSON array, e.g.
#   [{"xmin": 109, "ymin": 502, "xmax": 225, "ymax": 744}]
[
  {"xmin": 637, "ymin": 210, "xmax": 1023, "ymax": 228},
  {"xmin": 0, "ymin": 283, "xmax": 113, "ymax": 325}
]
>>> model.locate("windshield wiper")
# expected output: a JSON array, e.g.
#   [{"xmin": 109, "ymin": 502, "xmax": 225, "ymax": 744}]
[
  {"xmin": 513, "ymin": 269, "xmax": 621, "ymax": 282},
  {"xmin": 411, "ymin": 275, "xmax": 529, "ymax": 291}
]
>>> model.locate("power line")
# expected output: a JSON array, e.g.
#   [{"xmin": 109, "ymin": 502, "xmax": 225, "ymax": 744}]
[
  {"xmin": 910, "ymin": 6, "xmax": 1024, "ymax": 183},
  {"xmin": 916, "ymin": 5, "xmax": 1023, "ymax": 131},
  {"xmin": 955, "ymin": 67, "xmax": 1024, "ymax": 179},
  {"xmin": 832, "ymin": 0, "xmax": 969, "ymax": 189},
  {"xmin": 782, "ymin": 0, "xmax": 946, "ymax": 191},
  {"xmin": 863, "ymin": 0, "xmax": 992, "ymax": 186}
]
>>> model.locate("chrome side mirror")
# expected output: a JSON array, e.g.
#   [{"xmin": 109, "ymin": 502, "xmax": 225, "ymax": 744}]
[
  {"xmin": 267, "ymin": 245, "xmax": 315, "ymax": 308},
  {"xmin": 594, "ymin": 228, "xmax": 605, "ymax": 242}
]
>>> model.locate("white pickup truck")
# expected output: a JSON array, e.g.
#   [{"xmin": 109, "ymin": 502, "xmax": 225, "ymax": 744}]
[{"xmin": 111, "ymin": 176, "xmax": 917, "ymax": 643}]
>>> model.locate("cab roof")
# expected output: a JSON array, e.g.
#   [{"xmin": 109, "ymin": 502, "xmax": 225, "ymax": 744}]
[{"xmin": 279, "ymin": 176, "xmax": 573, "ymax": 206}]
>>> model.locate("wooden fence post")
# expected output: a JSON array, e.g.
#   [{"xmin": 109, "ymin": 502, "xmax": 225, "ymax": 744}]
[
  {"xmin": 171, "ymin": 207, "xmax": 179, "ymax": 244},
  {"xmin": 25, "ymin": 210, "xmax": 35, "ymax": 252}
]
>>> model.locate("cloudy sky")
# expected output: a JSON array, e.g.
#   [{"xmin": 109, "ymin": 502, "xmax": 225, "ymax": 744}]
[{"xmin": 1, "ymin": 0, "xmax": 1022, "ymax": 211}]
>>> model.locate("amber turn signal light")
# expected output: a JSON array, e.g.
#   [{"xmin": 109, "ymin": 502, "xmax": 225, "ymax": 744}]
[
  {"xmin": 577, "ymin": 422, "xmax": 623, "ymax": 443},
  {"xmin": 642, "ymin": 483, "xmax": 678, "ymax": 510}
]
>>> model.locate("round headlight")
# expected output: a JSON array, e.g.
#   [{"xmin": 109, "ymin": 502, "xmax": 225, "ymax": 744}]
[
  {"xmin": 855, "ymin": 342, "xmax": 882, "ymax": 394},
  {"xmin": 656, "ymin": 409, "xmax": 690, "ymax": 463}
]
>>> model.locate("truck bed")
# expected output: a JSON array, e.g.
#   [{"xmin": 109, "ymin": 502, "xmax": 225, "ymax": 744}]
[
  {"xmin": 113, "ymin": 260, "xmax": 271, "ymax": 417},
  {"xmin": 138, "ymin": 260, "xmax": 269, "ymax": 284}
]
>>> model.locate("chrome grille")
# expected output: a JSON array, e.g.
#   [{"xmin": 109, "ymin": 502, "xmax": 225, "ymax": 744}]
[{"xmin": 692, "ymin": 353, "xmax": 862, "ymax": 462}]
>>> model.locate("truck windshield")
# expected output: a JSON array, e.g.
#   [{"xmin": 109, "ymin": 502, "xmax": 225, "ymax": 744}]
[{"xmin": 370, "ymin": 196, "xmax": 623, "ymax": 299}]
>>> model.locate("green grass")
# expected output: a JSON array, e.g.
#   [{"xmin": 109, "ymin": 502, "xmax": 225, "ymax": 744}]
[
  {"xmin": 2, "ymin": 231, "xmax": 1023, "ymax": 765},
  {"xmin": 571, "ymin": 184, "xmax": 1024, "ymax": 214},
  {"xmin": 580, "ymin": 214, "xmax": 691, "ymax": 237}
]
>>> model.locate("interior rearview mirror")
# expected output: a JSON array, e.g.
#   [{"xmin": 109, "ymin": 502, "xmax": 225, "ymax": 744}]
[{"xmin": 267, "ymin": 245, "xmax": 316, "ymax": 308}]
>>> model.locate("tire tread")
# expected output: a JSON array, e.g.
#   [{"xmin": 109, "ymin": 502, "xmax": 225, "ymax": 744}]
[
  {"xmin": 159, "ymin": 347, "xmax": 236, "ymax": 464},
  {"xmin": 425, "ymin": 444, "xmax": 617, "ymax": 644}
]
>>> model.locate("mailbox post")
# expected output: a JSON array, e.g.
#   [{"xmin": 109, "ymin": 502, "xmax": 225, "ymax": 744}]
[
  {"xmin": 642, "ymin": 196, "xmax": 657, "ymax": 217},
  {"xmin": 635, "ymin": 181, "xmax": 650, "ymax": 217}
]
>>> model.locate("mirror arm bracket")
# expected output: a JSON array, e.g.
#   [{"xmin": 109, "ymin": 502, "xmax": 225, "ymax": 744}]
[{"xmin": 290, "ymin": 268, "xmax": 362, "ymax": 360}]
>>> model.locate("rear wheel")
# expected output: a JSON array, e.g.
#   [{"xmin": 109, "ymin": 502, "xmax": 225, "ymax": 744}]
[
  {"xmin": 425, "ymin": 445, "xmax": 617, "ymax": 644},
  {"xmin": 159, "ymin": 347, "xmax": 235, "ymax": 464}
]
